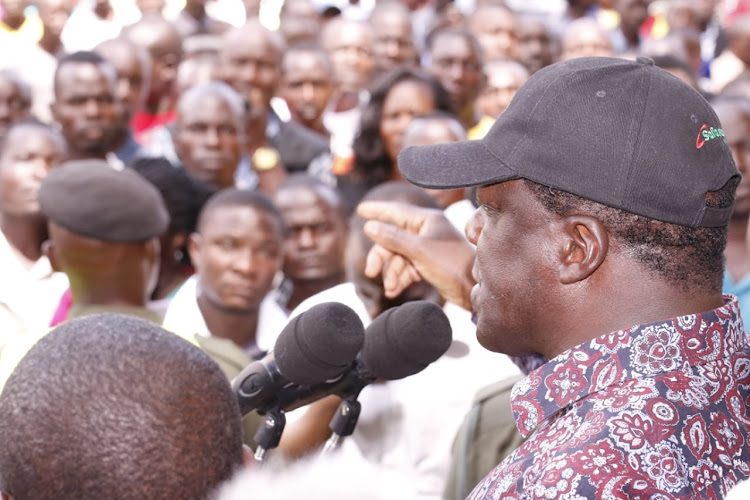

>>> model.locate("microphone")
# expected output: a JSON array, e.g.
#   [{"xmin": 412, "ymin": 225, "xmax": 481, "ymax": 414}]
[
  {"xmin": 279, "ymin": 300, "xmax": 453, "ymax": 412},
  {"xmin": 233, "ymin": 302, "xmax": 365, "ymax": 416},
  {"xmin": 322, "ymin": 300, "xmax": 453, "ymax": 452}
]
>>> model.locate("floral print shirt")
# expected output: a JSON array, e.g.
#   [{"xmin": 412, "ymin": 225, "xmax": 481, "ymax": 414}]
[{"xmin": 469, "ymin": 296, "xmax": 750, "ymax": 499}]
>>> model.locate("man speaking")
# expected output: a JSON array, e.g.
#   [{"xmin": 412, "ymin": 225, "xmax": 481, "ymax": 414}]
[{"xmin": 359, "ymin": 56, "xmax": 750, "ymax": 498}]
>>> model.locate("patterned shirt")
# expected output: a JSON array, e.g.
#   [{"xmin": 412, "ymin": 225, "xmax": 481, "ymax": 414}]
[{"xmin": 469, "ymin": 296, "xmax": 750, "ymax": 499}]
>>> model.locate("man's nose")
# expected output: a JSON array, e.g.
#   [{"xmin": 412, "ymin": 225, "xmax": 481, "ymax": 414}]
[{"xmin": 465, "ymin": 209, "xmax": 482, "ymax": 245}]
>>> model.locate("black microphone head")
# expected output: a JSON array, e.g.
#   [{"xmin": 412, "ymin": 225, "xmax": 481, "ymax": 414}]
[
  {"xmin": 360, "ymin": 300, "xmax": 452, "ymax": 380},
  {"xmin": 274, "ymin": 302, "xmax": 365, "ymax": 385}
]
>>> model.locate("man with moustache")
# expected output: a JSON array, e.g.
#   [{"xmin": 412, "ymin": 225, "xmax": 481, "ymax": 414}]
[
  {"xmin": 171, "ymin": 82, "xmax": 244, "ymax": 190},
  {"xmin": 163, "ymin": 188, "xmax": 287, "ymax": 376},
  {"xmin": 359, "ymin": 56, "xmax": 750, "ymax": 497},
  {"xmin": 50, "ymin": 51, "xmax": 124, "ymax": 167},
  {"xmin": 214, "ymin": 19, "xmax": 328, "ymax": 184},
  {"xmin": 94, "ymin": 37, "xmax": 152, "ymax": 165},
  {"xmin": 272, "ymin": 174, "xmax": 348, "ymax": 312}
]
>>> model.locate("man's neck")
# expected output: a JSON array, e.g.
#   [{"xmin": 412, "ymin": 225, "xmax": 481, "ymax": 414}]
[
  {"xmin": 540, "ymin": 259, "xmax": 725, "ymax": 360},
  {"xmin": 246, "ymin": 112, "xmax": 270, "ymax": 152},
  {"xmin": 184, "ymin": 3, "xmax": 206, "ymax": 20},
  {"xmin": 144, "ymin": 93, "xmax": 176, "ymax": 116},
  {"xmin": 197, "ymin": 294, "xmax": 260, "ymax": 348},
  {"xmin": 38, "ymin": 32, "xmax": 63, "ymax": 56},
  {"xmin": 287, "ymin": 273, "xmax": 345, "ymax": 312},
  {"xmin": 0, "ymin": 212, "xmax": 46, "ymax": 264},
  {"xmin": 2, "ymin": 14, "xmax": 26, "ymax": 31},
  {"xmin": 68, "ymin": 149, "xmax": 109, "ymax": 161},
  {"xmin": 94, "ymin": 2, "xmax": 112, "ymax": 21},
  {"xmin": 725, "ymin": 215, "xmax": 750, "ymax": 282},
  {"xmin": 565, "ymin": 5, "xmax": 589, "ymax": 20},
  {"xmin": 332, "ymin": 90, "xmax": 359, "ymax": 113},
  {"xmin": 71, "ymin": 289, "xmax": 149, "ymax": 309},
  {"xmin": 459, "ymin": 103, "xmax": 480, "ymax": 130},
  {"xmin": 300, "ymin": 117, "xmax": 328, "ymax": 138}
]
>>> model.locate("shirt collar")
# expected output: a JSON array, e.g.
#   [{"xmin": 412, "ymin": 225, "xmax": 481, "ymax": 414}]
[{"xmin": 510, "ymin": 295, "xmax": 745, "ymax": 437}]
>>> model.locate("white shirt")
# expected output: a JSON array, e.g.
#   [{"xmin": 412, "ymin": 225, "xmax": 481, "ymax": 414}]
[
  {"xmin": 289, "ymin": 283, "xmax": 521, "ymax": 500},
  {"xmin": 61, "ymin": 1, "xmax": 137, "ymax": 53},
  {"xmin": 444, "ymin": 199, "xmax": 476, "ymax": 238},
  {"xmin": 0, "ymin": 230, "xmax": 68, "ymax": 335},
  {"xmin": 162, "ymin": 275, "xmax": 288, "ymax": 354}
]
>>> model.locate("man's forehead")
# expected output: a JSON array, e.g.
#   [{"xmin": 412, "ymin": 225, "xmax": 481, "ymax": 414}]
[
  {"xmin": 431, "ymin": 35, "xmax": 475, "ymax": 57},
  {"xmin": 204, "ymin": 205, "xmax": 279, "ymax": 227},
  {"xmin": 55, "ymin": 62, "xmax": 116, "ymax": 95},
  {"xmin": 179, "ymin": 94, "xmax": 234, "ymax": 119},
  {"xmin": 476, "ymin": 179, "xmax": 522, "ymax": 202},
  {"xmin": 0, "ymin": 78, "xmax": 21, "ymax": 95},
  {"xmin": 283, "ymin": 53, "xmax": 328, "ymax": 74},
  {"xmin": 222, "ymin": 41, "xmax": 279, "ymax": 64},
  {"xmin": 3, "ymin": 125, "xmax": 62, "ymax": 152}
]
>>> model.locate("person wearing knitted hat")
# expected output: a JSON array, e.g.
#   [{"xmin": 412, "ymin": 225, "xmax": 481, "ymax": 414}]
[
  {"xmin": 0, "ymin": 159, "xmax": 169, "ymax": 390},
  {"xmin": 358, "ymin": 56, "xmax": 750, "ymax": 497}
]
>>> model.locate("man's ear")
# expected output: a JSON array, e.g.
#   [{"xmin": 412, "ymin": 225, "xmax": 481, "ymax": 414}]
[
  {"xmin": 557, "ymin": 215, "xmax": 608, "ymax": 285},
  {"xmin": 2, "ymin": 491, "xmax": 15, "ymax": 500},
  {"xmin": 50, "ymin": 101, "xmax": 58, "ymax": 123},
  {"xmin": 187, "ymin": 232, "xmax": 202, "ymax": 271},
  {"xmin": 42, "ymin": 239, "xmax": 60, "ymax": 272}
]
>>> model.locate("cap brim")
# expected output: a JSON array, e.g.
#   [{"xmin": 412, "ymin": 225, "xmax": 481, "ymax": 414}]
[{"xmin": 397, "ymin": 139, "xmax": 517, "ymax": 190}]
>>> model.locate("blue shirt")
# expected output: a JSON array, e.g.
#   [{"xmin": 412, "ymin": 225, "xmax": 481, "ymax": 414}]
[{"xmin": 723, "ymin": 270, "xmax": 750, "ymax": 319}]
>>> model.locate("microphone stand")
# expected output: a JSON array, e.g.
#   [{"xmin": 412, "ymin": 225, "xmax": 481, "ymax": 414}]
[
  {"xmin": 322, "ymin": 397, "xmax": 361, "ymax": 454},
  {"xmin": 253, "ymin": 409, "xmax": 286, "ymax": 462}
]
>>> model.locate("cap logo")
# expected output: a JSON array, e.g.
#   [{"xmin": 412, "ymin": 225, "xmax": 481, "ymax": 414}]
[{"xmin": 696, "ymin": 124, "xmax": 726, "ymax": 149}]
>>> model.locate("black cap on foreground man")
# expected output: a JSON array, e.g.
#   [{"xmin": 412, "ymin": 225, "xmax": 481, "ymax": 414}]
[{"xmin": 358, "ymin": 56, "xmax": 750, "ymax": 498}]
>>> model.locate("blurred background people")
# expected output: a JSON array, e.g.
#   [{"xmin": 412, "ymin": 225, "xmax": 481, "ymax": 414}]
[
  {"xmin": 50, "ymin": 51, "xmax": 124, "ymax": 165},
  {"xmin": 425, "ymin": 28, "xmax": 484, "ymax": 134},
  {"xmin": 340, "ymin": 67, "xmax": 453, "ymax": 210},
  {"xmin": 0, "ymin": 120, "xmax": 67, "ymax": 338},
  {"xmin": 0, "ymin": 71, "xmax": 31, "ymax": 144},
  {"xmin": 272, "ymin": 174, "xmax": 349, "ymax": 312}
]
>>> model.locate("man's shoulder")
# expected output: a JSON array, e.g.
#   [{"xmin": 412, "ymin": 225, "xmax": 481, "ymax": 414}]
[
  {"xmin": 274, "ymin": 120, "xmax": 330, "ymax": 172},
  {"xmin": 474, "ymin": 364, "xmax": 750, "ymax": 498},
  {"xmin": 289, "ymin": 283, "xmax": 371, "ymax": 326},
  {"xmin": 162, "ymin": 276, "xmax": 201, "ymax": 331},
  {"xmin": 194, "ymin": 335, "xmax": 252, "ymax": 381}
]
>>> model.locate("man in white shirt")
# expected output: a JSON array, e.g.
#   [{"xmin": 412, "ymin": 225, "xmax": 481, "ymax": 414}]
[{"xmin": 163, "ymin": 188, "xmax": 288, "ymax": 375}]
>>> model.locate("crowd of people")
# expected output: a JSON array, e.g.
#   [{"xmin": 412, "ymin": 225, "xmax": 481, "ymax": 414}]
[{"xmin": 1, "ymin": 0, "xmax": 750, "ymax": 498}]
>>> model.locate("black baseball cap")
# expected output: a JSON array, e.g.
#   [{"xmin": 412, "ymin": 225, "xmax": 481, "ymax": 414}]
[{"xmin": 398, "ymin": 56, "xmax": 739, "ymax": 228}]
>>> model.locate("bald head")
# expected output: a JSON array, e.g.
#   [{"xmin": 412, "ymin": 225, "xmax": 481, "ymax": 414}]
[
  {"xmin": 123, "ymin": 13, "xmax": 183, "ymax": 104},
  {"xmin": 123, "ymin": 13, "xmax": 183, "ymax": 56},
  {"xmin": 467, "ymin": 2, "xmax": 519, "ymax": 61},
  {"xmin": 561, "ymin": 18, "xmax": 614, "ymax": 60},
  {"xmin": 215, "ymin": 19, "xmax": 284, "ymax": 117},
  {"xmin": 95, "ymin": 37, "xmax": 152, "ymax": 115},
  {"xmin": 369, "ymin": 2, "xmax": 417, "ymax": 71},
  {"xmin": 479, "ymin": 59, "xmax": 529, "ymax": 118},
  {"xmin": 0, "ymin": 313, "xmax": 244, "ymax": 500},
  {"xmin": 177, "ymin": 81, "xmax": 245, "ymax": 123},
  {"xmin": 174, "ymin": 82, "xmax": 245, "ymax": 189},
  {"xmin": 320, "ymin": 17, "xmax": 374, "ymax": 92}
]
